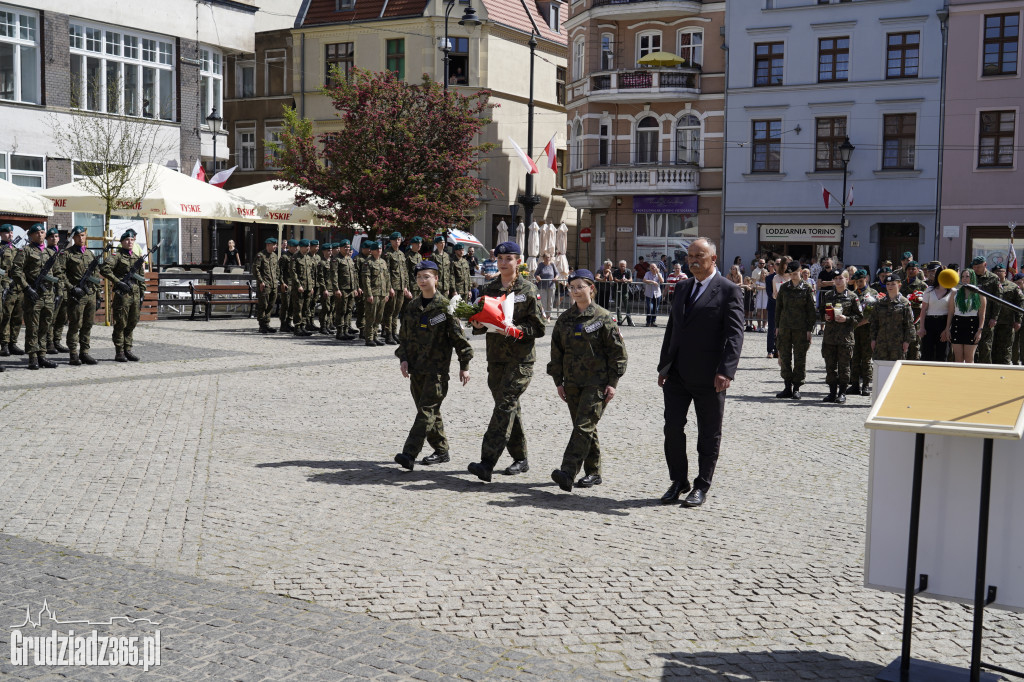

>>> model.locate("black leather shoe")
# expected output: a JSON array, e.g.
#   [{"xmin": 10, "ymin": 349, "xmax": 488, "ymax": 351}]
[
  {"xmin": 124, "ymin": 350, "xmax": 140, "ymax": 362},
  {"xmin": 467, "ymin": 461, "xmax": 492, "ymax": 482},
  {"xmin": 551, "ymin": 469, "xmax": 573, "ymax": 492},
  {"xmin": 46, "ymin": 345, "xmax": 58, "ymax": 355},
  {"xmin": 394, "ymin": 453, "xmax": 415, "ymax": 470},
  {"xmin": 576, "ymin": 474, "xmax": 602, "ymax": 488},
  {"xmin": 365, "ymin": 340, "xmax": 375, "ymax": 346},
  {"xmin": 660, "ymin": 480, "xmax": 690, "ymax": 504},
  {"xmin": 420, "ymin": 451, "xmax": 450, "ymax": 465},
  {"xmin": 69, "ymin": 353, "xmax": 82, "ymax": 366},
  {"xmin": 374, "ymin": 338, "xmax": 386, "ymax": 346},
  {"xmin": 80, "ymin": 353, "xmax": 97, "ymax": 365},
  {"xmin": 681, "ymin": 488, "xmax": 706, "ymax": 507},
  {"xmin": 27, "ymin": 354, "xmax": 39, "ymax": 370},
  {"xmin": 38, "ymin": 356, "xmax": 57, "ymax": 369},
  {"xmin": 822, "ymin": 386, "xmax": 837, "ymax": 403},
  {"xmin": 114, "ymin": 350, "xmax": 127, "ymax": 362},
  {"xmin": 776, "ymin": 383, "xmax": 793, "ymax": 399},
  {"xmin": 504, "ymin": 459, "xmax": 529, "ymax": 475}
]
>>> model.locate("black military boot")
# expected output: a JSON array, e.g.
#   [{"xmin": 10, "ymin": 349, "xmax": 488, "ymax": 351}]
[
  {"xmin": 38, "ymin": 354, "xmax": 57, "ymax": 368},
  {"xmin": 848, "ymin": 380, "xmax": 860, "ymax": 396},
  {"xmin": 114, "ymin": 349, "xmax": 128, "ymax": 362},
  {"xmin": 54, "ymin": 340, "xmax": 69, "ymax": 353},
  {"xmin": 0, "ymin": 343, "xmax": 8, "ymax": 356},
  {"xmin": 69, "ymin": 353, "xmax": 82, "ymax": 366},
  {"xmin": 10, "ymin": 343, "xmax": 25, "ymax": 355},
  {"xmin": 836, "ymin": 384, "xmax": 848, "ymax": 404},
  {"xmin": 258, "ymin": 324, "xmax": 270, "ymax": 334},
  {"xmin": 791, "ymin": 383, "xmax": 802, "ymax": 400},
  {"xmin": 46, "ymin": 343, "xmax": 58, "ymax": 355},
  {"xmin": 80, "ymin": 352, "xmax": 97, "ymax": 365},
  {"xmin": 335, "ymin": 330, "xmax": 346, "ymax": 341},
  {"xmin": 860, "ymin": 383, "xmax": 872, "ymax": 397},
  {"xmin": 822, "ymin": 384, "xmax": 837, "ymax": 403},
  {"xmin": 27, "ymin": 353, "xmax": 39, "ymax": 370},
  {"xmin": 124, "ymin": 349, "xmax": 140, "ymax": 362},
  {"xmin": 776, "ymin": 382, "xmax": 793, "ymax": 399},
  {"xmin": 374, "ymin": 337, "xmax": 386, "ymax": 346},
  {"xmin": 385, "ymin": 333, "xmax": 398, "ymax": 346}
]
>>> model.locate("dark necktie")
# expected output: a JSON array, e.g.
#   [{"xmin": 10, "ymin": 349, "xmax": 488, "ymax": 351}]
[{"xmin": 690, "ymin": 280, "xmax": 702, "ymax": 303}]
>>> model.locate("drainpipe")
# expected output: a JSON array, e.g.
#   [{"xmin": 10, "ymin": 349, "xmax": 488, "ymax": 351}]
[
  {"xmin": 719, "ymin": 22, "xmax": 729, "ymax": 266},
  {"xmin": 300, "ymin": 33, "xmax": 306, "ymax": 118},
  {"xmin": 934, "ymin": 5, "xmax": 949, "ymax": 261}
]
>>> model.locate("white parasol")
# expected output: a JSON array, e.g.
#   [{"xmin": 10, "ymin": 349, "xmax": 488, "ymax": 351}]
[
  {"xmin": 526, "ymin": 221, "xmax": 540, "ymax": 271},
  {"xmin": 231, "ymin": 181, "xmax": 323, "ymax": 225},
  {"xmin": 40, "ymin": 164, "xmax": 258, "ymax": 222},
  {"xmin": 0, "ymin": 178, "xmax": 54, "ymax": 218},
  {"xmin": 515, "ymin": 221, "xmax": 526, "ymax": 253},
  {"xmin": 556, "ymin": 222, "xmax": 569, "ymax": 253},
  {"xmin": 496, "ymin": 219, "xmax": 508, "ymax": 243},
  {"xmin": 541, "ymin": 222, "xmax": 556, "ymax": 257}
]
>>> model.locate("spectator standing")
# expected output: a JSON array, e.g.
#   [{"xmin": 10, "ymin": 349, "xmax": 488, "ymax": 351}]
[
  {"xmin": 659, "ymin": 254, "xmax": 670, "ymax": 277},
  {"xmin": 480, "ymin": 249, "xmax": 499, "ymax": 283},
  {"xmin": 466, "ymin": 246, "xmax": 479, "ymax": 275},
  {"xmin": 808, "ymin": 256, "xmax": 822, "ymax": 281},
  {"xmin": 643, "ymin": 263, "xmax": 664, "ymax": 326},
  {"xmin": 751, "ymin": 258, "xmax": 768, "ymax": 331},
  {"xmin": 633, "ymin": 256, "xmax": 648, "ymax": 281},
  {"xmin": 918, "ymin": 263, "xmax": 954, "ymax": 362},
  {"xmin": 534, "ymin": 254, "xmax": 558, "ymax": 321},
  {"xmin": 765, "ymin": 260, "xmax": 781, "ymax": 357},
  {"xmin": 666, "ymin": 263, "xmax": 687, "ymax": 302},
  {"xmin": 732, "ymin": 256, "xmax": 745, "ymax": 276},
  {"xmin": 945, "ymin": 268, "xmax": 984, "ymax": 363},
  {"xmin": 595, "ymin": 260, "xmax": 614, "ymax": 309},
  {"xmin": 612, "ymin": 260, "xmax": 635, "ymax": 327}
]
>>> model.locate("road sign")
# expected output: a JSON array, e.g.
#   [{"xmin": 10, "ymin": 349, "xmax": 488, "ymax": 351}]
[{"xmin": 579, "ymin": 227, "xmax": 592, "ymax": 243}]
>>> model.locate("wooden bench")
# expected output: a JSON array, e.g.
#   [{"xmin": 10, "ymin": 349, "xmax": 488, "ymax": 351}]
[{"xmin": 189, "ymin": 282, "xmax": 255, "ymax": 321}]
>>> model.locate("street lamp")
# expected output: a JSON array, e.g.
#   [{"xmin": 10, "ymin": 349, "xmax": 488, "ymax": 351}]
[
  {"xmin": 838, "ymin": 136, "xmax": 854, "ymax": 266},
  {"xmin": 514, "ymin": 0, "xmax": 541, "ymax": 228},
  {"xmin": 206, "ymin": 107, "xmax": 223, "ymax": 270},
  {"xmin": 442, "ymin": 0, "xmax": 481, "ymax": 93}
]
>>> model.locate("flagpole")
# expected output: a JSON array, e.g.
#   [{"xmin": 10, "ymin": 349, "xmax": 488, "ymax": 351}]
[{"xmin": 516, "ymin": 0, "xmax": 541, "ymax": 229}]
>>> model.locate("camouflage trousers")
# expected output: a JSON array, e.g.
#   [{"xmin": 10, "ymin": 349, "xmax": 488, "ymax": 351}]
[
  {"xmin": 256, "ymin": 286, "xmax": 277, "ymax": 326},
  {"xmin": 777, "ymin": 328, "xmax": 810, "ymax": 386},
  {"xmin": 47, "ymin": 295, "xmax": 68, "ymax": 346},
  {"xmin": 1, "ymin": 290, "xmax": 23, "ymax": 343},
  {"xmin": 402, "ymin": 373, "xmax": 450, "ymax": 457},
  {"xmin": 558, "ymin": 385, "xmax": 606, "ymax": 478},
  {"xmin": 480, "ymin": 361, "xmax": 534, "ymax": 467},
  {"xmin": 334, "ymin": 292, "xmax": 355, "ymax": 331},
  {"xmin": 302, "ymin": 286, "xmax": 316, "ymax": 324},
  {"xmin": 382, "ymin": 292, "xmax": 404, "ymax": 336},
  {"xmin": 354, "ymin": 293, "xmax": 365, "ymax": 330},
  {"xmin": 318, "ymin": 292, "xmax": 334, "ymax": 330},
  {"xmin": 65, "ymin": 293, "xmax": 96, "ymax": 354},
  {"xmin": 278, "ymin": 287, "xmax": 291, "ymax": 325},
  {"xmin": 976, "ymin": 324, "xmax": 994, "ymax": 363},
  {"xmin": 22, "ymin": 292, "xmax": 54, "ymax": 355},
  {"xmin": 821, "ymin": 342, "xmax": 854, "ymax": 386},
  {"xmin": 290, "ymin": 288, "xmax": 311, "ymax": 327},
  {"xmin": 992, "ymin": 324, "xmax": 1015, "ymax": 365},
  {"xmin": 362, "ymin": 295, "xmax": 387, "ymax": 341},
  {"xmin": 111, "ymin": 290, "xmax": 140, "ymax": 351},
  {"xmin": 905, "ymin": 320, "xmax": 921, "ymax": 360},
  {"xmin": 850, "ymin": 325, "xmax": 873, "ymax": 388}
]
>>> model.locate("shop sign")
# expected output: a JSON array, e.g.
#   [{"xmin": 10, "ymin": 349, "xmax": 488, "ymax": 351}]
[
  {"xmin": 759, "ymin": 224, "xmax": 840, "ymax": 243},
  {"xmin": 632, "ymin": 195, "xmax": 698, "ymax": 215}
]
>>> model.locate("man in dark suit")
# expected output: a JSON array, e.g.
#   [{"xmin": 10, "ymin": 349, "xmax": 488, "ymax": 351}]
[{"xmin": 657, "ymin": 238, "xmax": 745, "ymax": 507}]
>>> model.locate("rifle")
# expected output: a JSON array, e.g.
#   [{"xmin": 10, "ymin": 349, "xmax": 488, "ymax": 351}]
[
  {"xmin": 1, "ymin": 236, "xmax": 27, "ymax": 304},
  {"xmin": 25, "ymin": 238, "xmax": 70, "ymax": 303},
  {"xmin": 69, "ymin": 243, "xmax": 114, "ymax": 302},
  {"xmin": 113, "ymin": 240, "xmax": 163, "ymax": 297}
]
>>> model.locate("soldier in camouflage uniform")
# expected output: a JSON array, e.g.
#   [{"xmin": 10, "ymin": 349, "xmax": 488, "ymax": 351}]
[
  {"xmin": 100, "ymin": 229, "xmax": 147, "ymax": 362},
  {"xmin": 546, "ymin": 269, "xmax": 628, "ymax": 492},
  {"xmin": 871, "ymin": 274, "xmax": 916, "ymax": 361},
  {"xmin": 288, "ymin": 239, "xmax": 314, "ymax": 336},
  {"xmin": 818, "ymin": 271, "xmax": 863, "ymax": 403},
  {"xmin": 44, "ymin": 228, "xmax": 69, "ymax": 355},
  {"xmin": 332, "ymin": 239, "xmax": 359, "ymax": 340},
  {"xmin": 0, "ymin": 223, "xmax": 26, "ymax": 357},
  {"xmin": 451, "ymin": 243, "xmax": 472, "ymax": 302},
  {"xmin": 1014, "ymin": 274, "xmax": 1024, "ymax": 365},
  {"xmin": 405, "ymin": 236, "xmax": 423, "ymax": 282},
  {"xmin": 278, "ymin": 239, "xmax": 297, "ymax": 332},
  {"xmin": 253, "ymin": 237, "xmax": 279, "ymax": 333},
  {"xmin": 382, "ymin": 232, "xmax": 410, "ymax": 345},
  {"xmin": 467, "ymin": 241, "xmax": 547, "ymax": 482},
  {"xmin": 302, "ymin": 240, "xmax": 321, "ymax": 331},
  {"xmin": 11, "ymin": 224, "xmax": 59, "ymax": 369},
  {"xmin": 890, "ymin": 252, "xmax": 917, "ymax": 286},
  {"xmin": 972, "ymin": 256, "xmax": 1000, "ymax": 363},
  {"xmin": 899, "ymin": 261, "xmax": 927, "ymax": 360},
  {"xmin": 849, "ymin": 269, "xmax": 877, "ymax": 395},
  {"xmin": 432, "ymin": 235, "xmax": 454, "ymax": 297},
  {"xmin": 315, "ymin": 243, "xmax": 335, "ymax": 335},
  {"xmin": 989, "ymin": 264, "xmax": 1024, "ymax": 365},
  {"xmin": 393, "ymin": 260, "xmax": 473, "ymax": 470},
  {"xmin": 353, "ymin": 240, "xmax": 371, "ymax": 332},
  {"xmin": 774, "ymin": 261, "xmax": 816, "ymax": 399},
  {"xmin": 360, "ymin": 240, "xmax": 391, "ymax": 346},
  {"xmin": 58, "ymin": 226, "xmax": 105, "ymax": 365}
]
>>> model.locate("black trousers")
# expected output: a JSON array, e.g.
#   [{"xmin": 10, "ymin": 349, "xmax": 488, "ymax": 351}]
[
  {"xmin": 662, "ymin": 370, "xmax": 726, "ymax": 492},
  {"xmin": 919, "ymin": 315, "xmax": 949, "ymax": 362}
]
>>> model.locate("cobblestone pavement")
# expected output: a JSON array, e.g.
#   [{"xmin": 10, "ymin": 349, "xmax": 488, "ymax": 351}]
[{"xmin": 0, "ymin": 318, "xmax": 1022, "ymax": 679}]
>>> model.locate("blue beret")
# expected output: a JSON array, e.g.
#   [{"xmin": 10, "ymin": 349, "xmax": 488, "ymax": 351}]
[
  {"xmin": 310, "ymin": 239, "xmax": 319, "ymax": 246},
  {"xmin": 338, "ymin": 239, "xmax": 351, "ymax": 247},
  {"xmin": 971, "ymin": 256, "xmax": 986, "ymax": 266},
  {"xmin": 494, "ymin": 241, "xmax": 521, "ymax": 255},
  {"xmin": 1014, "ymin": 273, "xmax": 1024, "ymax": 281},
  {"xmin": 46, "ymin": 227, "xmax": 60, "ymax": 237},
  {"xmin": 390, "ymin": 231, "xmax": 402, "ymax": 240},
  {"xmin": 410, "ymin": 236, "xmax": 423, "ymax": 243},
  {"xmin": 265, "ymin": 237, "xmax": 278, "ymax": 244},
  {"xmin": 298, "ymin": 239, "xmax": 310, "ymax": 247},
  {"xmin": 287, "ymin": 239, "xmax": 299, "ymax": 247},
  {"xmin": 433, "ymin": 235, "xmax": 445, "ymax": 243},
  {"xmin": 785, "ymin": 261, "xmax": 800, "ymax": 273},
  {"xmin": 415, "ymin": 260, "xmax": 439, "ymax": 273},
  {"xmin": 853, "ymin": 269, "xmax": 868, "ymax": 279},
  {"xmin": 884, "ymin": 273, "xmax": 901, "ymax": 283},
  {"xmin": 568, "ymin": 269, "xmax": 595, "ymax": 283},
  {"xmin": 27, "ymin": 224, "xmax": 44, "ymax": 235},
  {"xmin": 0, "ymin": 224, "xmax": 12, "ymax": 233},
  {"xmin": 72, "ymin": 226, "xmax": 88, "ymax": 235}
]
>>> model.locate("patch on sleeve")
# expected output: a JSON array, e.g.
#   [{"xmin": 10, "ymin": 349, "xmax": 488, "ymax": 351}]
[
  {"xmin": 428, "ymin": 313, "xmax": 447, "ymax": 326},
  {"xmin": 514, "ymin": 293, "xmax": 527, "ymax": 303},
  {"xmin": 584, "ymin": 320, "xmax": 603, "ymax": 333}
]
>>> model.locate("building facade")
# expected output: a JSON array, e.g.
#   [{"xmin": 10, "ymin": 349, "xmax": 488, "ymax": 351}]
[
  {"xmin": 723, "ymin": 0, "xmax": 945, "ymax": 273},
  {"xmin": 563, "ymin": 0, "xmax": 725, "ymax": 270},
  {"xmin": 938, "ymin": 0, "xmax": 1023, "ymax": 269},
  {"xmin": 292, "ymin": 0, "xmax": 572, "ymax": 250}
]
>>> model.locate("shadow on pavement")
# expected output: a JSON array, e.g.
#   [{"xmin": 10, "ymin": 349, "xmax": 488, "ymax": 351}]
[
  {"xmin": 257, "ymin": 458, "xmax": 656, "ymax": 516},
  {"xmin": 655, "ymin": 649, "xmax": 884, "ymax": 681}
]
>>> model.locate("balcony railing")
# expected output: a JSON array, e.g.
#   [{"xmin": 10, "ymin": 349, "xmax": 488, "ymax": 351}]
[
  {"xmin": 589, "ymin": 67, "xmax": 700, "ymax": 95},
  {"xmin": 566, "ymin": 165, "xmax": 699, "ymax": 194}
]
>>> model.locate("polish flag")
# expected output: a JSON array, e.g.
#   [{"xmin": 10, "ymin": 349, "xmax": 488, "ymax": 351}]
[
  {"xmin": 191, "ymin": 159, "xmax": 206, "ymax": 182},
  {"xmin": 1008, "ymin": 242, "xmax": 1018, "ymax": 273},
  {"xmin": 208, "ymin": 166, "xmax": 237, "ymax": 188},
  {"xmin": 846, "ymin": 183, "xmax": 854, "ymax": 207},
  {"xmin": 510, "ymin": 139, "xmax": 539, "ymax": 174},
  {"xmin": 543, "ymin": 134, "xmax": 558, "ymax": 174},
  {"xmin": 821, "ymin": 184, "xmax": 831, "ymax": 209}
]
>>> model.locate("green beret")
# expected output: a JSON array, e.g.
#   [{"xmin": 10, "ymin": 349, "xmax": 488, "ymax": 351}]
[
  {"xmin": 0, "ymin": 224, "xmax": 12, "ymax": 233},
  {"xmin": 992, "ymin": 263, "xmax": 1006, "ymax": 271},
  {"xmin": 27, "ymin": 224, "xmax": 44, "ymax": 235},
  {"xmin": 338, "ymin": 239, "xmax": 351, "ymax": 247},
  {"xmin": 854, "ymin": 269, "xmax": 868, "ymax": 279},
  {"xmin": 390, "ymin": 231, "xmax": 402, "ymax": 240},
  {"xmin": 72, "ymin": 226, "xmax": 88, "ymax": 235},
  {"xmin": 433, "ymin": 235, "xmax": 445, "ymax": 243},
  {"xmin": 360, "ymin": 240, "xmax": 371, "ymax": 249},
  {"xmin": 971, "ymin": 256, "xmax": 986, "ymax": 266},
  {"xmin": 120, "ymin": 229, "xmax": 136, "ymax": 240},
  {"xmin": 310, "ymin": 239, "xmax": 319, "ymax": 246},
  {"xmin": 265, "ymin": 237, "xmax": 278, "ymax": 244},
  {"xmin": 46, "ymin": 227, "xmax": 60, "ymax": 237},
  {"xmin": 287, "ymin": 239, "xmax": 299, "ymax": 247},
  {"xmin": 366, "ymin": 240, "xmax": 381, "ymax": 250},
  {"xmin": 454, "ymin": 243, "xmax": 465, "ymax": 251},
  {"xmin": 298, "ymin": 239, "xmax": 310, "ymax": 247},
  {"xmin": 410, "ymin": 236, "xmax": 423, "ymax": 243},
  {"xmin": 902, "ymin": 251, "xmax": 914, "ymax": 260},
  {"xmin": 907, "ymin": 261, "xmax": 918, "ymax": 268}
]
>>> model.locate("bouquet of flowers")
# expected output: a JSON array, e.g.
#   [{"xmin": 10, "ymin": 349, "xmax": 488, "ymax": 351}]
[
  {"xmin": 907, "ymin": 290, "xmax": 924, "ymax": 305},
  {"xmin": 448, "ymin": 294, "xmax": 523, "ymax": 339},
  {"xmin": 859, "ymin": 292, "xmax": 879, "ymax": 319},
  {"xmin": 518, "ymin": 263, "xmax": 530, "ymax": 277}
]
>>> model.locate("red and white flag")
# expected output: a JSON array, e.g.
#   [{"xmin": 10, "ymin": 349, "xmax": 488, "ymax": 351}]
[
  {"xmin": 509, "ymin": 139, "xmax": 538, "ymax": 175},
  {"xmin": 1008, "ymin": 242, "xmax": 1018, "ymax": 272},
  {"xmin": 208, "ymin": 165, "xmax": 237, "ymax": 188},
  {"xmin": 846, "ymin": 183, "xmax": 854, "ymax": 207},
  {"xmin": 821, "ymin": 184, "xmax": 832, "ymax": 209},
  {"xmin": 543, "ymin": 134, "xmax": 558, "ymax": 174},
  {"xmin": 191, "ymin": 159, "xmax": 206, "ymax": 182}
]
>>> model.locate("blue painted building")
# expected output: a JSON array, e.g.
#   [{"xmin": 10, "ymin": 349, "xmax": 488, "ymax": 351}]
[{"xmin": 722, "ymin": 0, "xmax": 945, "ymax": 274}]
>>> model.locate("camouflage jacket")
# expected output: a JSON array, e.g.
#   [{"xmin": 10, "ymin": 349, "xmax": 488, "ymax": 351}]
[
  {"xmin": 45, "ymin": 246, "xmax": 66, "ymax": 294},
  {"xmin": 547, "ymin": 302, "xmax": 627, "ymax": 388},
  {"xmin": 384, "ymin": 249, "xmax": 409, "ymax": 293},
  {"xmin": 316, "ymin": 256, "xmax": 332, "ymax": 293},
  {"xmin": 818, "ymin": 289, "xmax": 862, "ymax": 346},
  {"xmin": 278, "ymin": 251, "xmax": 293, "ymax": 288},
  {"xmin": 870, "ymin": 293, "xmax": 915, "ymax": 360},
  {"xmin": 0, "ymin": 239, "xmax": 19, "ymax": 289},
  {"xmin": 433, "ymin": 250, "xmax": 453, "ymax": 295},
  {"xmin": 253, "ymin": 249, "xmax": 279, "ymax": 289},
  {"xmin": 396, "ymin": 294, "xmax": 473, "ymax": 376},
  {"xmin": 406, "ymin": 251, "xmax": 422, "ymax": 282},
  {"xmin": 332, "ymin": 256, "xmax": 358, "ymax": 293},
  {"xmin": 12, "ymin": 242, "xmax": 59, "ymax": 298},
  {"xmin": 775, "ymin": 280, "xmax": 816, "ymax": 331},
  {"xmin": 452, "ymin": 257, "xmax": 472, "ymax": 298},
  {"xmin": 58, "ymin": 245, "xmax": 102, "ymax": 296},
  {"xmin": 976, "ymin": 271, "xmax": 1000, "ymax": 322},
  {"xmin": 100, "ymin": 246, "xmax": 147, "ymax": 293},
  {"xmin": 471, "ymin": 274, "xmax": 546, "ymax": 364},
  {"xmin": 289, "ymin": 253, "xmax": 315, "ymax": 291},
  {"xmin": 900, "ymin": 279, "xmax": 927, "ymax": 318},
  {"xmin": 360, "ymin": 256, "xmax": 390, "ymax": 297},
  {"xmin": 995, "ymin": 280, "xmax": 1024, "ymax": 326}
]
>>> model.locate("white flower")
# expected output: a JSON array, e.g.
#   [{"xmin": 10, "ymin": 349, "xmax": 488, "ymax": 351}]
[{"xmin": 447, "ymin": 294, "xmax": 462, "ymax": 315}]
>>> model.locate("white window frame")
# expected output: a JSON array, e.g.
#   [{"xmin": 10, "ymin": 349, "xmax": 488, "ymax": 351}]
[
  {"xmin": 69, "ymin": 19, "xmax": 175, "ymax": 120},
  {"xmin": 570, "ymin": 120, "xmax": 583, "ymax": 171},
  {"xmin": 677, "ymin": 28, "xmax": 703, "ymax": 67},
  {"xmin": 0, "ymin": 4, "xmax": 40, "ymax": 104},
  {"xmin": 264, "ymin": 124, "xmax": 283, "ymax": 169},
  {"xmin": 600, "ymin": 33, "xmax": 614, "ymax": 71},
  {"xmin": 573, "ymin": 37, "xmax": 585, "ymax": 81},
  {"xmin": 200, "ymin": 46, "xmax": 224, "ymax": 124},
  {"xmin": 635, "ymin": 116, "xmax": 660, "ymax": 165},
  {"xmin": 4, "ymin": 152, "xmax": 45, "ymax": 187},
  {"xmin": 237, "ymin": 126, "xmax": 256, "ymax": 171},
  {"xmin": 236, "ymin": 59, "xmax": 255, "ymax": 98},
  {"xmin": 636, "ymin": 31, "xmax": 662, "ymax": 66},
  {"xmin": 674, "ymin": 113, "xmax": 702, "ymax": 166}
]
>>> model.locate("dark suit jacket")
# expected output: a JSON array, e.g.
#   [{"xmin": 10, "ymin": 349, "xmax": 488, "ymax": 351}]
[{"xmin": 658, "ymin": 272, "xmax": 745, "ymax": 385}]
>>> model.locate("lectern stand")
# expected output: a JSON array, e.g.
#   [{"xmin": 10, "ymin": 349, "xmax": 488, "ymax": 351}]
[{"xmin": 865, "ymin": 361, "xmax": 1024, "ymax": 682}]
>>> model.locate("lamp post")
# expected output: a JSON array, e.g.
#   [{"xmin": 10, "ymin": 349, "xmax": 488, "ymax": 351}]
[
  {"xmin": 442, "ymin": 0, "xmax": 481, "ymax": 93},
  {"xmin": 838, "ymin": 136, "xmax": 854, "ymax": 266},
  {"xmin": 206, "ymin": 107, "xmax": 223, "ymax": 270},
  {"xmin": 515, "ymin": 0, "xmax": 541, "ymax": 228}
]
